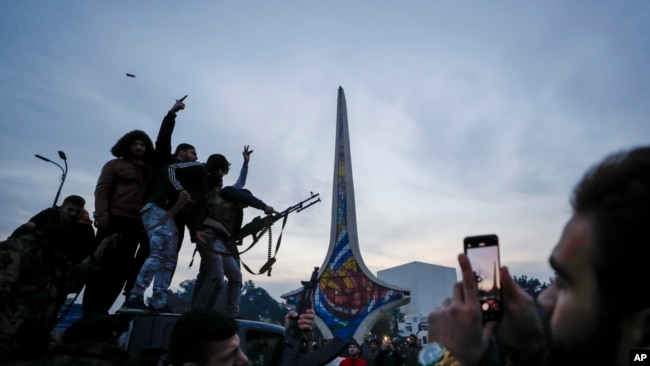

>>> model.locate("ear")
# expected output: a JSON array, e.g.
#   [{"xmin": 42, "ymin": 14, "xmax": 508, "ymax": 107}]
[{"xmin": 625, "ymin": 307, "xmax": 650, "ymax": 347}]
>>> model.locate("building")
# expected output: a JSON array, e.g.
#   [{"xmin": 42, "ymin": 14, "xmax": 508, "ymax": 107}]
[{"xmin": 378, "ymin": 261, "xmax": 457, "ymax": 325}]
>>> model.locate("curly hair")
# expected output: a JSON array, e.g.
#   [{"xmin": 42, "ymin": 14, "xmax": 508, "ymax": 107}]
[
  {"xmin": 571, "ymin": 146, "xmax": 650, "ymax": 318},
  {"xmin": 109, "ymin": 130, "xmax": 154, "ymax": 160}
]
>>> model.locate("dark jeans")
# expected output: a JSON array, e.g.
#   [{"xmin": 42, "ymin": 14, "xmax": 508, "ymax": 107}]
[{"xmin": 82, "ymin": 215, "xmax": 148, "ymax": 315}]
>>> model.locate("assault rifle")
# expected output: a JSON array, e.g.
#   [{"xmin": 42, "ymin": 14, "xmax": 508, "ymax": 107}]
[
  {"xmin": 235, "ymin": 192, "xmax": 321, "ymax": 276},
  {"xmin": 279, "ymin": 267, "xmax": 347, "ymax": 366},
  {"xmin": 235, "ymin": 192, "xmax": 320, "ymax": 244}
]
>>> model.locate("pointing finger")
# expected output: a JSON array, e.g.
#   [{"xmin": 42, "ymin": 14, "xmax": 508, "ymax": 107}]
[
  {"xmin": 459, "ymin": 253, "xmax": 479, "ymax": 303},
  {"xmin": 451, "ymin": 281, "xmax": 464, "ymax": 303},
  {"xmin": 178, "ymin": 95, "xmax": 188, "ymax": 102}
]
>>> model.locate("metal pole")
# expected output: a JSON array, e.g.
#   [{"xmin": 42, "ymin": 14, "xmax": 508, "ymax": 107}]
[{"xmin": 35, "ymin": 151, "xmax": 68, "ymax": 207}]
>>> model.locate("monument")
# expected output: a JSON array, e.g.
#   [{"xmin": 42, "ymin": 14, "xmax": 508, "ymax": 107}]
[{"xmin": 283, "ymin": 87, "xmax": 410, "ymax": 342}]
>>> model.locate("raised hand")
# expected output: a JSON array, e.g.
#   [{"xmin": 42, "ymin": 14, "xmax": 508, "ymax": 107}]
[
  {"xmin": 170, "ymin": 95, "xmax": 187, "ymax": 114},
  {"xmin": 242, "ymin": 145, "xmax": 253, "ymax": 166},
  {"xmin": 495, "ymin": 267, "xmax": 546, "ymax": 355},
  {"xmin": 427, "ymin": 253, "xmax": 497, "ymax": 366}
]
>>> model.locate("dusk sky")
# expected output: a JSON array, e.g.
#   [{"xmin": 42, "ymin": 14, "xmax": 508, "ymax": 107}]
[{"xmin": 2, "ymin": 2, "xmax": 649, "ymax": 311}]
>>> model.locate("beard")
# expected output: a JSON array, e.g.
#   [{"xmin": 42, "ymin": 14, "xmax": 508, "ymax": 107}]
[
  {"xmin": 130, "ymin": 149, "xmax": 145, "ymax": 158},
  {"xmin": 543, "ymin": 309, "xmax": 620, "ymax": 366}
]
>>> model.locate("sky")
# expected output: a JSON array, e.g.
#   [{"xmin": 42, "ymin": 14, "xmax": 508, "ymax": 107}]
[{"xmin": 1, "ymin": 2, "xmax": 649, "ymax": 312}]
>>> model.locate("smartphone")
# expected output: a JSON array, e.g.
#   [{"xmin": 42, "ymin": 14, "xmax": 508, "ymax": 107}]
[{"xmin": 463, "ymin": 234, "xmax": 502, "ymax": 322}]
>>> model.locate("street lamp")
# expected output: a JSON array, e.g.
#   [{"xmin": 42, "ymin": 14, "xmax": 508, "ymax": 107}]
[{"xmin": 35, "ymin": 151, "xmax": 68, "ymax": 207}]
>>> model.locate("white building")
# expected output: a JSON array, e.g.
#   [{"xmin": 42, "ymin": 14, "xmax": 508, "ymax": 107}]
[{"xmin": 377, "ymin": 261, "xmax": 457, "ymax": 327}]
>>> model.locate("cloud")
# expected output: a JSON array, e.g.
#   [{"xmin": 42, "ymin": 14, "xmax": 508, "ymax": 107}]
[{"xmin": 2, "ymin": 2, "xmax": 650, "ymax": 305}]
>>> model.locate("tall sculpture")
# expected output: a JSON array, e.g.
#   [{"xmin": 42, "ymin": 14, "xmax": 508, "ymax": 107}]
[{"xmin": 283, "ymin": 87, "xmax": 410, "ymax": 342}]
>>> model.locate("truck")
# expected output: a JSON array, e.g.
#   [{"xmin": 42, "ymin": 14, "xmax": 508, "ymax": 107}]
[
  {"xmin": 122, "ymin": 313, "xmax": 286, "ymax": 366},
  {"xmin": 121, "ymin": 312, "xmax": 347, "ymax": 366}
]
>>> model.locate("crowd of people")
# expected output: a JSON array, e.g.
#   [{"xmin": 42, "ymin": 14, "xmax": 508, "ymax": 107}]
[
  {"xmin": 1, "ymin": 93, "xmax": 649, "ymax": 366},
  {"xmin": 0, "ymin": 96, "xmax": 280, "ymax": 364},
  {"xmin": 334, "ymin": 333, "xmax": 421, "ymax": 366}
]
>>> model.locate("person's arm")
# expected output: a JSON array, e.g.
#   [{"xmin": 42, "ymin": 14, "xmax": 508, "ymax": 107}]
[
  {"xmin": 285, "ymin": 308, "xmax": 316, "ymax": 353},
  {"xmin": 66, "ymin": 233, "xmax": 120, "ymax": 293},
  {"xmin": 232, "ymin": 145, "xmax": 252, "ymax": 189},
  {"xmin": 496, "ymin": 267, "xmax": 546, "ymax": 365},
  {"xmin": 167, "ymin": 161, "xmax": 205, "ymax": 200},
  {"xmin": 155, "ymin": 96, "xmax": 187, "ymax": 162},
  {"xmin": 426, "ymin": 253, "xmax": 497, "ymax": 366},
  {"xmin": 219, "ymin": 186, "xmax": 273, "ymax": 213},
  {"xmin": 168, "ymin": 162, "xmax": 209, "ymax": 240},
  {"xmin": 93, "ymin": 161, "xmax": 117, "ymax": 230}
]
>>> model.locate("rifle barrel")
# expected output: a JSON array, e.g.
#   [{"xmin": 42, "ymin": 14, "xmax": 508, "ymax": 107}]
[{"xmin": 297, "ymin": 199, "xmax": 321, "ymax": 212}]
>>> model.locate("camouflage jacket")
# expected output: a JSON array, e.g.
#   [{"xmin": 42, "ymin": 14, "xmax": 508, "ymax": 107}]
[{"xmin": 0, "ymin": 225, "xmax": 98, "ymax": 363}]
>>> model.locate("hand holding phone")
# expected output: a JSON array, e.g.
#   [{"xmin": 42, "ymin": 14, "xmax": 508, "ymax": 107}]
[{"xmin": 463, "ymin": 234, "xmax": 502, "ymax": 322}]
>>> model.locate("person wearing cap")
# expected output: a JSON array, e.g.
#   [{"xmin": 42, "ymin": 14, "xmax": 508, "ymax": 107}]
[
  {"xmin": 339, "ymin": 340, "xmax": 368, "ymax": 366},
  {"xmin": 191, "ymin": 152, "xmax": 273, "ymax": 317}
]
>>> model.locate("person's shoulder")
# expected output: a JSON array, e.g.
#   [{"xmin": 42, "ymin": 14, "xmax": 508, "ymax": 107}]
[
  {"xmin": 218, "ymin": 186, "xmax": 243, "ymax": 200},
  {"xmin": 169, "ymin": 161, "xmax": 204, "ymax": 168},
  {"xmin": 1, "ymin": 224, "xmax": 42, "ymax": 256},
  {"xmin": 102, "ymin": 158, "xmax": 124, "ymax": 165},
  {"xmin": 30, "ymin": 207, "xmax": 56, "ymax": 220},
  {"xmin": 100, "ymin": 158, "xmax": 133, "ymax": 171},
  {"xmin": 219, "ymin": 186, "xmax": 237, "ymax": 194}
]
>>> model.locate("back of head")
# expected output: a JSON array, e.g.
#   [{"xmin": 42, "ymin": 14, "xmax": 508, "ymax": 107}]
[
  {"xmin": 571, "ymin": 146, "xmax": 650, "ymax": 317},
  {"xmin": 174, "ymin": 143, "xmax": 195, "ymax": 155},
  {"xmin": 168, "ymin": 309, "xmax": 239, "ymax": 366},
  {"xmin": 62, "ymin": 195, "xmax": 85, "ymax": 207},
  {"xmin": 110, "ymin": 130, "xmax": 154, "ymax": 159},
  {"xmin": 206, "ymin": 154, "xmax": 230, "ymax": 172}
]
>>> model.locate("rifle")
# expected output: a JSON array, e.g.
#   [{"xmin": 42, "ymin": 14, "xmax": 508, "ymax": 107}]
[
  {"xmin": 236, "ymin": 192, "xmax": 321, "ymax": 276},
  {"xmin": 235, "ymin": 192, "xmax": 320, "ymax": 243},
  {"xmin": 279, "ymin": 267, "xmax": 347, "ymax": 366}
]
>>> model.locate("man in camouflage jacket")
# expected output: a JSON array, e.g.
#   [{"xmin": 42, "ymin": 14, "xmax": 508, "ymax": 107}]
[{"xmin": 0, "ymin": 223, "xmax": 116, "ymax": 363}]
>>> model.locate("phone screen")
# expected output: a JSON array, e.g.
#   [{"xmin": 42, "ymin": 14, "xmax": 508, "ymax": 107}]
[{"xmin": 463, "ymin": 234, "xmax": 502, "ymax": 321}]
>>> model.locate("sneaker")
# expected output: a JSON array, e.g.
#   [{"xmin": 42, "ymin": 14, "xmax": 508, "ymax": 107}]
[
  {"xmin": 117, "ymin": 297, "xmax": 150, "ymax": 314},
  {"xmin": 151, "ymin": 304, "xmax": 174, "ymax": 314}
]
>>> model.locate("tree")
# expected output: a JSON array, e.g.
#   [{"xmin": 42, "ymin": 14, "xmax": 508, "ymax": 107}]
[
  {"xmin": 163, "ymin": 279, "xmax": 287, "ymax": 324},
  {"xmin": 513, "ymin": 275, "xmax": 551, "ymax": 298},
  {"xmin": 164, "ymin": 278, "xmax": 195, "ymax": 313},
  {"xmin": 239, "ymin": 281, "xmax": 286, "ymax": 324},
  {"xmin": 370, "ymin": 313, "xmax": 394, "ymax": 339}
]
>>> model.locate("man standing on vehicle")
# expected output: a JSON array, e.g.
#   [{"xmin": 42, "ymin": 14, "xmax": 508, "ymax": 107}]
[
  {"xmin": 83, "ymin": 129, "xmax": 154, "ymax": 315},
  {"xmin": 191, "ymin": 171, "xmax": 274, "ymax": 317},
  {"xmin": 123, "ymin": 96, "xmax": 196, "ymax": 300}
]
